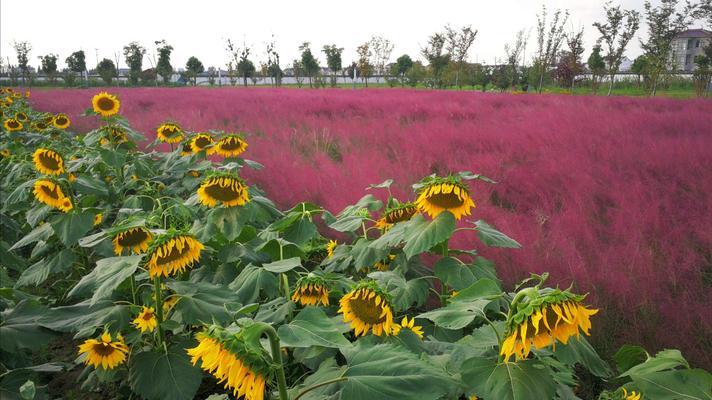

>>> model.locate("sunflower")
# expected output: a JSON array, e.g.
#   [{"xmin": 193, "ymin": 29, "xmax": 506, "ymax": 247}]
[
  {"xmin": 146, "ymin": 232, "xmax": 204, "ymax": 278},
  {"xmin": 112, "ymin": 227, "xmax": 153, "ymax": 255},
  {"xmin": 31, "ymin": 121, "xmax": 49, "ymax": 132},
  {"xmin": 52, "ymin": 113, "xmax": 71, "ymax": 129},
  {"xmin": 292, "ymin": 276, "xmax": 330, "ymax": 306},
  {"xmin": 415, "ymin": 176, "xmax": 476, "ymax": 220},
  {"xmin": 104, "ymin": 126, "xmax": 129, "ymax": 144},
  {"xmin": 180, "ymin": 141, "xmax": 194, "ymax": 156},
  {"xmin": 339, "ymin": 281, "xmax": 395, "ymax": 336},
  {"xmin": 156, "ymin": 122, "xmax": 184, "ymax": 143},
  {"xmin": 326, "ymin": 240, "xmax": 337, "ymax": 258},
  {"xmin": 77, "ymin": 332, "xmax": 129, "ymax": 370},
  {"xmin": 190, "ymin": 133, "xmax": 214, "ymax": 153},
  {"xmin": 15, "ymin": 111, "xmax": 28, "ymax": 121},
  {"xmin": 187, "ymin": 329, "xmax": 269, "ymax": 400},
  {"xmin": 3, "ymin": 118, "xmax": 22, "ymax": 132},
  {"xmin": 212, "ymin": 135, "xmax": 248, "ymax": 157},
  {"xmin": 197, "ymin": 173, "xmax": 250, "ymax": 208},
  {"xmin": 68, "ymin": 173, "xmax": 77, "ymax": 182},
  {"xmin": 94, "ymin": 213, "xmax": 103, "ymax": 226},
  {"xmin": 133, "ymin": 306, "xmax": 158, "ymax": 333},
  {"xmin": 373, "ymin": 254, "xmax": 396, "ymax": 271},
  {"xmin": 500, "ymin": 289, "xmax": 599, "ymax": 362},
  {"xmin": 188, "ymin": 170, "xmax": 201, "ymax": 178},
  {"xmin": 33, "ymin": 179, "xmax": 72, "ymax": 212},
  {"xmin": 375, "ymin": 203, "xmax": 418, "ymax": 230},
  {"xmin": 391, "ymin": 316, "xmax": 424, "ymax": 339},
  {"xmin": 622, "ymin": 389, "xmax": 641, "ymax": 400},
  {"xmin": 0, "ymin": 149, "xmax": 10, "ymax": 158},
  {"xmin": 92, "ymin": 92, "xmax": 120, "ymax": 117},
  {"xmin": 25, "ymin": 91, "xmax": 30, "ymax": 98},
  {"xmin": 162, "ymin": 295, "xmax": 179, "ymax": 315},
  {"xmin": 32, "ymin": 148, "xmax": 65, "ymax": 175}
]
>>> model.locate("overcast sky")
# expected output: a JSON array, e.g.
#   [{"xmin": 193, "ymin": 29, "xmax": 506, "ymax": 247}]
[{"xmin": 0, "ymin": 0, "xmax": 706, "ymax": 71}]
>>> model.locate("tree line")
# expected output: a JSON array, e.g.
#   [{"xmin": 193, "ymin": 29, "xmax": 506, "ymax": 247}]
[{"xmin": 3, "ymin": 0, "xmax": 711, "ymax": 96}]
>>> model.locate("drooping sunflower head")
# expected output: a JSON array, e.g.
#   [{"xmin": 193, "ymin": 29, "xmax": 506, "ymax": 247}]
[
  {"xmin": 94, "ymin": 213, "xmax": 103, "ymax": 226},
  {"xmin": 52, "ymin": 113, "xmax": 71, "ymax": 129},
  {"xmin": 186, "ymin": 327, "xmax": 270, "ymax": 400},
  {"xmin": 14, "ymin": 111, "xmax": 28, "ymax": 121},
  {"xmin": 92, "ymin": 92, "xmax": 121, "ymax": 117},
  {"xmin": 180, "ymin": 141, "xmax": 194, "ymax": 156},
  {"xmin": 112, "ymin": 226, "xmax": 153, "ymax": 256},
  {"xmin": 77, "ymin": 331, "xmax": 129, "ymax": 370},
  {"xmin": 190, "ymin": 133, "xmax": 214, "ymax": 153},
  {"xmin": 103, "ymin": 126, "xmax": 129, "ymax": 145},
  {"xmin": 3, "ymin": 118, "xmax": 22, "ymax": 132},
  {"xmin": 292, "ymin": 275, "xmax": 330, "ymax": 306},
  {"xmin": 33, "ymin": 178, "xmax": 72, "ymax": 212},
  {"xmin": 414, "ymin": 175, "xmax": 476, "ymax": 220},
  {"xmin": 31, "ymin": 120, "xmax": 50, "ymax": 132},
  {"xmin": 32, "ymin": 148, "xmax": 65, "ymax": 175},
  {"xmin": 391, "ymin": 316, "xmax": 424, "ymax": 339},
  {"xmin": 146, "ymin": 231, "xmax": 204, "ymax": 278},
  {"xmin": 133, "ymin": 306, "xmax": 158, "ymax": 333},
  {"xmin": 339, "ymin": 280, "xmax": 395, "ymax": 337},
  {"xmin": 622, "ymin": 388, "xmax": 641, "ymax": 400},
  {"xmin": 156, "ymin": 122, "xmax": 184, "ymax": 143},
  {"xmin": 500, "ymin": 288, "xmax": 598, "ymax": 362},
  {"xmin": 326, "ymin": 240, "xmax": 337, "ymax": 258},
  {"xmin": 212, "ymin": 134, "xmax": 248, "ymax": 158},
  {"xmin": 375, "ymin": 202, "xmax": 418, "ymax": 230},
  {"xmin": 197, "ymin": 172, "xmax": 250, "ymax": 208}
]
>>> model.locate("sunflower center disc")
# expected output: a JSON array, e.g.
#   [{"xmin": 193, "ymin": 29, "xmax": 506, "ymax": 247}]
[
  {"xmin": 349, "ymin": 297, "xmax": 386, "ymax": 324},
  {"xmin": 40, "ymin": 154, "xmax": 60, "ymax": 170},
  {"xmin": 204, "ymin": 184, "xmax": 240, "ymax": 202},
  {"xmin": 221, "ymin": 140, "xmax": 242, "ymax": 151},
  {"xmin": 195, "ymin": 137, "xmax": 211, "ymax": 148},
  {"xmin": 157, "ymin": 243, "xmax": 190, "ymax": 264},
  {"xmin": 92, "ymin": 343, "xmax": 117, "ymax": 356},
  {"xmin": 427, "ymin": 192, "xmax": 465, "ymax": 208},
  {"xmin": 40, "ymin": 185, "xmax": 60, "ymax": 199},
  {"xmin": 97, "ymin": 97, "xmax": 115, "ymax": 111},
  {"xmin": 118, "ymin": 230, "xmax": 149, "ymax": 247}
]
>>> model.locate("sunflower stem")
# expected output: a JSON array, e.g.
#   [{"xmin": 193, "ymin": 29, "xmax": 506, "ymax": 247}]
[
  {"xmin": 129, "ymin": 275, "xmax": 137, "ymax": 305},
  {"xmin": 153, "ymin": 276, "xmax": 165, "ymax": 347},
  {"xmin": 252, "ymin": 323, "xmax": 289, "ymax": 400}
]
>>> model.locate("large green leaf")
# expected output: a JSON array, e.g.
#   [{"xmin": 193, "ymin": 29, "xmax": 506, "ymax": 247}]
[
  {"xmin": 553, "ymin": 336, "xmax": 612, "ymax": 378},
  {"xmin": 474, "ymin": 220, "xmax": 521, "ymax": 248},
  {"xmin": 368, "ymin": 271, "xmax": 429, "ymax": 312},
  {"xmin": 461, "ymin": 357, "xmax": 557, "ymax": 400},
  {"xmin": 73, "ymin": 175, "xmax": 109, "ymax": 197},
  {"xmin": 631, "ymin": 369, "xmax": 712, "ymax": 400},
  {"xmin": 336, "ymin": 342, "xmax": 454, "ymax": 400},
  {"xmin": 351, "ymin": 238, "xmax": 389, "ymax": 271},
  {"xmin": 229, "ymin": 264, "xmax": 279, "ymax": 304},
  {"xmin": 16, "ymin": 249, "xmax": 76, "ymax": 287},
  {"xmin": 9, "ymin": 223, "xmax": 53, "ymax": 251},
  {"xmin": 614, "ymin": 344, "xmax": 648, "ymax": 373},
  {"xmin": 433, "ymin": 257, "xmax": 476, "ymax": 291},
  {"xmin": 42, "ymin": 300, "xmax": 131, "ymax": 334},
  {"xmin": 168, "ymin": 281, "xmax": 242, "ymax": 324},
  {"xmin": 128, "ymin": 344, "xmax": 202, "ymax": 400},
  {"xmin": 289, "ymin": 358, "xmax": 345, "ymax": 400},
  {"xmin": 68, "ymin": 255, "xmax": 142, "ymax": 305},
  {"xmin": 418, "ymin": 278, "xmax": 502, "ymax": 329},
  {"xmin": 283, "ymin": 217, "xmax": 318, "ymax": 245},
  {"xmin": 202, "ymin": 206, "xmax": 244, "ymax": 242},
  {"xmin": 620, "ymin": 349, "xmax": 689, "ymax": 378},
  {"xmin": 278, "ymin": 307, "xmax": 351, "ymax": 348},
  {"xmin": 51, "ymin": 211, "xmax": 95, "ymax": 247},
  {"xmin": 0, "ymin": 300, "xmax": 56, "ymax": 353},
  {"xmin": 402, "ymin": 213, "xmax": 456, "ymax": 259},
  {"xmin": 263, "ymin": 257, "xmax": 302, "ymax": 273}
]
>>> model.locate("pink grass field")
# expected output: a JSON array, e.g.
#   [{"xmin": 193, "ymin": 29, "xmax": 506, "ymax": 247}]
[{"xmin": 29, "ymin": 87, "xmax": 712, "ymax": 367}]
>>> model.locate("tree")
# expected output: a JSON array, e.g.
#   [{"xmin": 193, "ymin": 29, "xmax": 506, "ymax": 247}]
[
  {"xmin": 504, "ymin": 29, "xmax": 529, "ymax": 90},
  {"xmin": 96, "ymin": 58, "xmax": 117, "ymax": 85},
  {"xmin": 123, "ymin": 42, "xmax": 146, "ymax": 85},
  {"xmin": 13, "ymin": 41, "xmax": 32, "ymax": 84},
  {"xmin": 640, "ymin": 0, "xmax": 695, "ymax": 95},
  {"xmin": 292, "ymin": 59, "xmax": 304, "ymax": 88},
  {"xmin": 185, "ymin": 56, "xmax": 204, "ymax": 86},
  {"xmin": 322, "ymin": 45, "xmax": 343, "ymax": 87},
  {"xmin": 631, "ymin": 55, "xmax": 649, "ymax": 87},
  {"xmin": 534, "ymin": 5, "xmax": 570, "ymax": 93},
  {"xmin": 405, "ymin": 61, "xmax": 426, "ymax": 87},
  {"xmin": 421, "ymin": 32, "xmax": 450, "ymax": 88},
  {"xmin": 693, "ymin": 51, "xmax": 712, "ymax": 96},
  {"xmin": 356, "ymin": 42, "xmax": 372, "ymax": 87},
  {"xmin": 266, "ymin": 37, "xmax": 282, "ymax": 87},
  {"xmin": 227, "ymin": 39, "xmax": 255, "ymax": 87},
  {"xmin": 562, "ymin": 29, "xmax": 585, "ymax": 91},
  {"xmin": 393, "ymin": 54, "xmax": 414, "ymax": 86},
  {"xmin": 445, "ymin": 25, "xmax": 478, "ymax": 87},
  {"xmin": 155, "ymin": 40, "xmax": 174, "ymax": 84},
  {"xmin": 594, "ymin": 2, "xmax": 641, "ymax": 95},
  {"xmin": 66, "ymin": 50, "xmax": 87, "ymax": 85},
  {"xmin": 38, "ymin": 54, "xmax": 58, "ymax": 83},
  {"xmin": 587, "ymin": 45, "xmax": 607, "ymax": 94},
  {"xmin": 369, "ymin": 36, "xmax": 394, "ymax": 82},
  {"xmin": 472, "ymin": 64, "xmax": 492, "ymax": 92},
  {"xmin": 299, "ymin": 42, "xmax": 319, "ymax": 88}
]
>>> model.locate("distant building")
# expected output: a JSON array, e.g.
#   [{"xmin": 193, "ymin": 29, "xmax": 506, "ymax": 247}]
[
  {"xmin": 670, "ymin": 29, "xmax": 712, "ymax": 72},
  {"xmin": 619, "ymin": 56, "xmax": 633, "ymax": 72}
]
